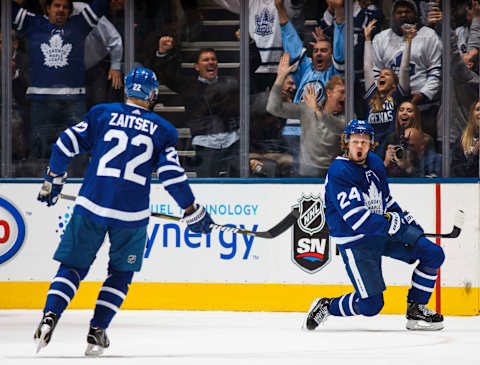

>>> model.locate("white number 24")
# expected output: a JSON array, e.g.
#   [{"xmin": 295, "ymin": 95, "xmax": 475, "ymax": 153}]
[{"xmin": 336, "ymin": 187, "xmax": 361, "ymax": 209}]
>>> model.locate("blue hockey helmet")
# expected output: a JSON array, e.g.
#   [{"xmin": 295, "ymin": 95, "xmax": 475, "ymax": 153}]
[
  {"xmin": 125, "ymin": 67, "xmax": 159, "ymax": 101},
  {"xmin": 344, "ymin": 119, "xmax": 375, "ymax": 144}
]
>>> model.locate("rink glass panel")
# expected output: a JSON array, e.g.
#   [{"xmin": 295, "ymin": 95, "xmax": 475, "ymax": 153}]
[{"xmin": 1, "ymin": 1, "xmax": 479, "ymax": 179}]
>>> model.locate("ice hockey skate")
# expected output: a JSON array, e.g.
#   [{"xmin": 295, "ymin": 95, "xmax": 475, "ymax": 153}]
[
  {"xmin": 406, "ymin": 301, "xmax": 444, "ymax": 330},
  {"xmin": 303, "ymin": 297, "xmax": 332, "ymax": 330},
  {"xmin": 85, "ymin": 326, "xmax": 110, "ymax": 356},
  {"xmin": 34, "ymin": 311, "xmax": 58, "ymax": 353}
]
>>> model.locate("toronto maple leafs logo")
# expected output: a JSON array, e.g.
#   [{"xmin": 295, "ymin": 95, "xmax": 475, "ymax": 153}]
[
  {"xmin": 299, "ymin": 80, "xmax": 325, "ymax": 104},
  {"xmin": 41, "ymin": 34, "xmax": 72, "ymax": 69},
  {"xmin": 362, "ymin": 182, "xmax": 383, "ymax": 215},
  {"xmin": 255, "ymin": 8, "xmax": 274, "ymax": 36},
  {"xmin": 389, "ymin": 52, "xmax": 415, "ymax": 77}
]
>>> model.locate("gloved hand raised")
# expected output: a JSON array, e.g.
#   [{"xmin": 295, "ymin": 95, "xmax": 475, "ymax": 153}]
[
  {"xmin": 183, "ymin": 204, "xmax": 214, "ymax": 234},
  {"xmin": 37, "ymin": 168, "xmax": 67, "ymax": 207},
  {"xmin": 384, "ymin": 212, "xmax": 423, "ymax": 247}
]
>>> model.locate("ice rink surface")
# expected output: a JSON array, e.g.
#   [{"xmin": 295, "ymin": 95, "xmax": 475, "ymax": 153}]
[{"xmin": 1, "ymin": 309, "xmax": 479, "ymax": 365}]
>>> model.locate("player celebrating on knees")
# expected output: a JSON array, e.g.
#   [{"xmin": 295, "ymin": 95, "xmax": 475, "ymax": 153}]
[
  {"xmin": 303, "ymin": 119, "xmax": 444, "ymax": 331},
  {"xmin": 35, "ymin": 67, "xmax": 214, "ymax": 356}
]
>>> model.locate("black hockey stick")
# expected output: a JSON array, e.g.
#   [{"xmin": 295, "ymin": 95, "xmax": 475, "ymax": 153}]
[
  {"xmin": 60, "ymin": 193, "xmax": 299, "ymax": 239},
  {"xmin": 423, "ymin": 210, "xmax": 464, "ymax": 238}
]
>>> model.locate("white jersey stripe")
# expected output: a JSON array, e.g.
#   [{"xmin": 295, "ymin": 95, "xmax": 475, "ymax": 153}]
[
  {"xmin": 414, "ymin": 268, "xmax": 437, "ymax": 281},
  {"xmin": 386, "ymin": 199, "xmax": 396, "ymax": 208},
  {"xmin": 157, "ymin": 165, "xmax": 185, "ymax": 174},
  {"xmin": 338, "ymin": 294, "xmax": 346, "ymax": 316},
  {"xmin": 47, "ymin": 289, "xmax": 71, "ymax": 304},
  {"xmin": 101, "ymin": 286, "xmax": 127, "ymax": 300},
  {"xmin": 352, "ymin": 211, "xmax": 371, "ymax": 231},
  {"xmin": 76, "ymin": 196, "xmax": 150, "ymax": 222},
  {"xmin": 412, "ymin": 281, "xmax": 435, "ymax": 293},
  {"xmin": 82, "ymin": 6, "xmax": 99, "ymax": 28},
  {"xmin": 348, "ymin": 292, "xmax": 356, "ymax": 315},
  {"xmin": 55, "ymin": 138, "xmax": 75, "ymax": 157},
  {"xmin": 96, "ymin": 300, "xmax": 120, "ymax": 312},
  {"xmin": 330, "ymin": 234, "xmax": 365, "ymax": 246},
  {"xmin": 52, "ymin": 277, "xmax": 78, "ymax": 294},
  {"xmin": 346, "ymin": 249, "xmax": 368, "ymax": 298},
  {"xmin": 343, "ymin": 206, "xmax": 367, "ymax": 220},
  {"xmin": 162, "ymin": 174, "xmax": 187, "ymax": 188},
  {"xmin": 65, "ymin": 129, "xmax": 80, "ymax": 155}
]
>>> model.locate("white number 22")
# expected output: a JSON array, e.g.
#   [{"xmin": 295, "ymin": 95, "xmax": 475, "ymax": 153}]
[{"xmin": 97, "ymin": 129, "xmax": 153, "ymax": 186}]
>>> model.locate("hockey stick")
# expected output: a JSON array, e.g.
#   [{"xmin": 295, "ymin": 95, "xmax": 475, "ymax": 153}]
[
  {"xmin": 423, "ymin": 210, "xmax": 464, "ymax": 238},
  {"xmin": 60, "ymin": 193, "xmax": 299, "ymax": 239}
]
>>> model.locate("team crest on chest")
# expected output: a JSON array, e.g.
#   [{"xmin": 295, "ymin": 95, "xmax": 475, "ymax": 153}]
[
  {"xmin": 41, "ymin": 33, "xmax": 72, "ymax": 69},
  {"xmin": 362, "ymin": 181, "xmax": 383, "ymax": 215},
  {"xmin": 255, "ymin": 8, "xmax": 274, "ymax": 36}
]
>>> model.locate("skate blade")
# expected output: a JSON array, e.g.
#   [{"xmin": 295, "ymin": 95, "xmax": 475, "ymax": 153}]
[
  {"xmin": 406, "ymin": 319, "xmax": 444, "ymax": 331},
  {"xmin": 302, "ymin": 298, "xmax": 321, "ymax": 330},
  {"xmin": 34, "ymin": 324, "xmax": 51, "ymax": 354},
  {"xmin": 85, "ymin": 343, "xmax": 106, "ymax": 357}
]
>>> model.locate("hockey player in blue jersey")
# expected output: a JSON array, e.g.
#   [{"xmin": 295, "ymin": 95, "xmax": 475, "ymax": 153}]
[
  {"xmin": 304, "ymin": 119, "xmax": 445, "ymax": 331},
  {"xmin": 34, "ymin": 67, "xmax": 214, "ymax": 356}
]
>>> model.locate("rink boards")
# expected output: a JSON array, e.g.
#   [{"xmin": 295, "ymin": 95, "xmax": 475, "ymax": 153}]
[{"xmin": 0, "ymin": 181, "xmax": 478, "ymax": 315}]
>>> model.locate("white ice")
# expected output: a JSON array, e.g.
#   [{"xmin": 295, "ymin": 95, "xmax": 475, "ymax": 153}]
[{"xmin": 1, "ymin": 310, "xmax": 479, "ymax": 365}]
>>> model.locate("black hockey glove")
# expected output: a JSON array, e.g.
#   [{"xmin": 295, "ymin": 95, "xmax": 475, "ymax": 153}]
[
  {"xmin": 183, "ymin": 204, "xmax": 214, "ymax": 234},
  {"xmin": 37, "ymin": 168, "xmax": 67, "ymax": 207},
  {"xmin": 384, "ymin": 212, "xmax": 423, "ymax": 247}
]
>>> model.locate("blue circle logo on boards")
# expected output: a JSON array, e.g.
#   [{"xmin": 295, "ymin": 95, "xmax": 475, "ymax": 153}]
[{"xmin": 0, "ymin": 196, "xmax": 26, "ymax": 265}]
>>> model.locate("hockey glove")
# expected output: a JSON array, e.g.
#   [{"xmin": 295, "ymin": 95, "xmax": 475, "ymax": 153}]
[
  {"xmin": 402, "ymin": 211, "xmax": 424, "ymax": 233},
  {"xmin": 37, "ymin": 168, "xmax": 67, "ymax": 207},
  {"xmin": 384, "ymin": 212, "xmax": 423, "ymax": 247},
  {"xmin": 183, "ymin": 204, "xmax": 214, "ymax": 234}
]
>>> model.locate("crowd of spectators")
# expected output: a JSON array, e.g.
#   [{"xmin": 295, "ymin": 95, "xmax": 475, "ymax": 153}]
[{"xmin": 4, "ymin": 0, "xmax": 480, "ymax": 179}]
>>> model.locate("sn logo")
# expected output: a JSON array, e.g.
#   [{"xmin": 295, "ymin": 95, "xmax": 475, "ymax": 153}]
[
  {"xmin": 296, "ymin": 238, "xmax": 327, "ymax": 261},
  {"xmin": 292, "ymin": 194, "xmax": 331, "ymax": 274}
]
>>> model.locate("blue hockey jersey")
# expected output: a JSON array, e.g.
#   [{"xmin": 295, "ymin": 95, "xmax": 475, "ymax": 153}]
[
  {"xmin": 324, "ymin": 152, "xmax": 403, "ymax": 248},
  {"xmin": 365, "ymin": 85, "xmax": 408, "ymax": 143},
  {"xmin": 12, "ymin": 0, "xmax": 108, "ymax": 99},
  {"xmin": 281, "ymin": 20, "xmax": 345, "ymax": 103},
  {"xmin": 49, "ymin": 102, "xmax": 195, "ymax": 228}
]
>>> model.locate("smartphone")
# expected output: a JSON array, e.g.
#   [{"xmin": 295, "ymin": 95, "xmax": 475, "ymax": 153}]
[{"xmin": 426, "ymin": 1, "xmax": 439, "ymax": 12}]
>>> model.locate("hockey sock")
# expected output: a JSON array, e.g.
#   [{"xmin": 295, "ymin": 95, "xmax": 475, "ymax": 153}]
[
  {"xmin": 44, "ymin": 264, "xmax": 89, "ymax": 316},
  {"xmin": 357, "ymin": 294, "xmax": 384, "ymax": 316},
  {"xmin": 407, "ymin": 237, "xmax": 444, "ymax": 304},
  {"xmin": 90, "ymin": 267, "xmax": 133, "ymax": 329},
  {"xmin": 407, "ymin": 264, "xmax": 438, "ymax": 304},
  {"xmin": 329, "ymin": 292, "xmax": 360, "ymax": 316}
]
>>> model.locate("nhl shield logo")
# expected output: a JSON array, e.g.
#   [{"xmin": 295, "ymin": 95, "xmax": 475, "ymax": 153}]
[
  {"xmin": 297, "ymin": 195, "xmax": 325, "ymax": 234},
  {"xmin": 291, "ymin": 195, "xmax": 330, "ymax": 274}
]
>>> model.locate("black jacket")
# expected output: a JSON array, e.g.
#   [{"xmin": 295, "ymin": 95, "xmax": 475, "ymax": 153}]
[{"xmin": 151, "ymin": 50, "xmax": 240, "ymax": 137}]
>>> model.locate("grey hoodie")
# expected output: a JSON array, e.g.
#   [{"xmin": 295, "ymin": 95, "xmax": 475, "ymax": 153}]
[{"xmin": 266, "ymin": 84, "xmax": 345, "ymax": 177}]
